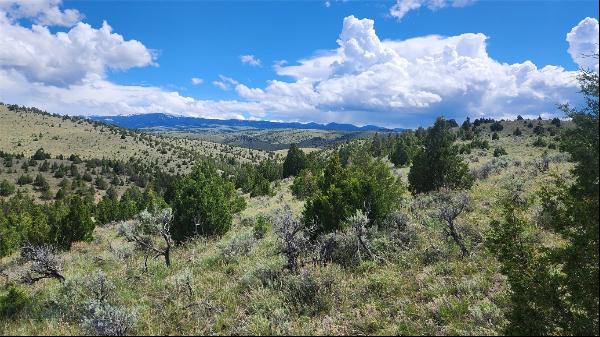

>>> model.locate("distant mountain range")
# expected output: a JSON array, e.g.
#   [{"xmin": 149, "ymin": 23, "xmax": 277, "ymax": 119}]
[{"xmin": 89, "ymin": 113, "xmax": 401, "ymax": 132}]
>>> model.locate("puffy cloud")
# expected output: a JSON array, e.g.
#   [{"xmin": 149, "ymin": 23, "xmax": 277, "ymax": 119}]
[
  {"xmin": 236, "ymin": 15, "xmax": 582, "ymax": 127},
  {"xmin": 0, "ymin": 13, "xmax": 155, "ymax": 86},
  {"xmin": 390, "ymin": 0, "xmax": 476, "ymax": 20},
  {"xmin": 191, "ymin": 77, "xmax": 203, "ymax": 85},
  {"xmin": 566, "ymin": 17, "xmax": 599, "ymax": 72},
  {"xmin": 0, "ymin": 0, "xmax": 82, "ymax": 27},
  {"xmin": 240, "ymin": 54, "xmax": 261, "ymax": 67},
  {"xmin": 0, "ymin": 68, "xmax": 265, "ymax": 120}
]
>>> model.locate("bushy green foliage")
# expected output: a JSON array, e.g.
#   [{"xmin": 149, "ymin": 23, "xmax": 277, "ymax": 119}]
[
  {"xmin": 282, "ymin": 144, "xmax": 307, "ymax": 178},
  {"xmin": 0, "ymin": 286, "xmax": 30, "ymax": 318},
  {"xmin": 369, "ymin": 133, "xmax": 384, "ymax": 157},
  {"xmin": 303, "ymin": 151, "xmax": 404, "ymax": 235},
  {"xmin": 171, "ymin": 162, "xmax": 245, "ymax": 241},
  {"xmin": 389, "ymin": 131, "xmax": 420, "ymax": 167},
  {"xmin": 95, "ymin": 176, "xmax": 108, "ymax": 190},
  {"xmin": 231, "ymin": 159, "xmax": 281, "ymax": 197},
  {"xmin": 541, "ymin": 67, "xmax": 598, "ymax": 334},
  {"xmin": 493, "ymin": 147, "xmax": 507, "ymax": 157},
  {"xmin": 53, "ymin": 195, "xmax": 95, "ymax": 249},
  {"xmin": 491, "ymin": 65, "xmax": 599, "ymax": 335},
  {"xmin": 488, "ymin": 196, "xmax": 562, "ymax": 335},
  {"xmin": 470, "ymin": 138, "xmax": 490, "ymax": 150},
  {"xmin": 34, "ymin": 173, "xmax": 49, "ymax": 191},
  {"xmin": 489, "ymin": 121, "xmax": 504, "ymax": 132},
  {"xmin": 532, "ymin": 136, "xmax": 547, "ymax": 147},
  {"xmin": 17, "ymin": 174, "xmax": 33, "ymax": 185},
  {"xmin": 408, "ymin": 117, "xmax": 474, "ymax": 194},
  {"xmin": 95, "ymin": 186, "xmax": 166, "ymax": 224},
  {"xmin": 0, "ymin": 193, "xmax": 95, "ymax": 255},
  {"xmin": 32, "ymin": 148, "xmax": 51, "ymax": 160},
  {"xmin": 252, "ymin": 215, "xmax": 269, "ymax": 239},
  {"xmin": 291, "ymin": 168, "xmax": 318, "ymax": 199},
  {"xmin": 0, "ymin": 178, "xmax": 15, "ymax": 196}
]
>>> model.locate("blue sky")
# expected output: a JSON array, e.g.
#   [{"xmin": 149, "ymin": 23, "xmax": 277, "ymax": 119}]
[
  {"xmin": 1, "ymin": 0, "xmax": 599, "ymax": 127},
  {"xmin": 73, "ymin": 0, "xmax": 597, "ymax": 98}
]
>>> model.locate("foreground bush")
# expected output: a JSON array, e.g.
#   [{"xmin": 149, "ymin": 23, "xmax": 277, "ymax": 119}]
[
  {"xmin": 171, "ymin": 162, "xmax": 245, "ymax": 241},
  {"xmin": 304, "ymin": 151, "xmax": 404, "ymax": 235},
  {"xmin": 0, "ymin": 286, "xmax": 29, "ymax": 318}
]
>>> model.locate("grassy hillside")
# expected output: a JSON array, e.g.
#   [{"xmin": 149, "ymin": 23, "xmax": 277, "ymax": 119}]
[
  {"xmin": 149, "ymin": 126, "xmax": 373, "ymax": 151},
  {"xmin": 0, "ymin": 104, "xmax": 270, "ymax": 170},
  {"xmin": 0, "ymin": 115, "xmax": 576, "ymax": 335}
]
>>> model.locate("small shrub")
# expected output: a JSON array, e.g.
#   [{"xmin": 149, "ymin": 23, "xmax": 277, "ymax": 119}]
[
  {"xmin": 274, "ymin": 205, "xmax": 314, "ymax": 272},
  {"xmin": 19, "ymin": 244, "xmax": 65, "ymax": 284},
  {"xmin": 0, "ymin": 286, "xmax": 30, "ymax": 318},
  {"xmin": 317, "ymin": 231, "xmax": 361, "ymax": 268},
  {"xmin": 0, "ymin": 178, "xmax": 16, "ymax": 196},
  {"xmin": 217, "ymin": 231, "xmax": 257, "ymax": 262},
  {"xmin": 17, "ymin": 174, "xmax": 33, "ymax": 185},
  {"xmin": 513, "ymin": 128, "xmax": 523, "ymax": 136},
  {"xmin": 253, "ymin": 215, "xmax": 269, "ymax": 239},
  {"xmin": 493, "ymin": 148, "xmax": 508, "ymax": 157},
  {"xmin": 81, "ymin": 300, "xmax": 137, "ymax": 336},
  {"xmin": 241, "ymin": 260, "xmax": 284, "ymax": 288},
  {"xmin": 283, "ymin": 269, "xmax": 334, "ymax": 316},
  {"xmin": 532, "ymin": 137, "xmax": 547, "ymax": 147},
  {"xmin": 471, "ymin": 163, "xmax": 493, "ymax": 180}
]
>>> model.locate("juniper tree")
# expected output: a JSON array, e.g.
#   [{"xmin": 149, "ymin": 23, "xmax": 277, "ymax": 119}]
[
  {"xmin": 408, "ymin": 117, "xmax": 473, "ymax": 193},
  {"xmin": 282, "ymin": 143, "xmax": 308, "ymax": 178}
]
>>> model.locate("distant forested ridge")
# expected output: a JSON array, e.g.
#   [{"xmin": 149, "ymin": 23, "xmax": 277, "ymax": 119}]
[{"xmin": 90, "ymin": 113, "xmax": 401, "ymax": 132}]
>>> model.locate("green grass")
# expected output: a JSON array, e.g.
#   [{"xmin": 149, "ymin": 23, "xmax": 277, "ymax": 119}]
[
  {"xmin": 0, "ymin": 105, "xmax": 271, "ymax": 170},
  {"xmin": 0, "ymin": 117, "xmax": 572, "ymax": 335}
]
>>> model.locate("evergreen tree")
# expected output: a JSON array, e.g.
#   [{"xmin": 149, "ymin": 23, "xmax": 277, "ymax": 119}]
[
  {"xmin": 491, "ymin": 61, "xmax": 599, "ymax": 335},
  {"xmin": 303, "ymin": 151, "xmax": 404, "ymax": 235},
  {"xmin": 282, "ymin": 144, "xmax": 308, "ymax": 178},
  {"xmin": 171, "ymin": 162, "xmax": 245, "ymax": 241},
  {"xmin": 369, "ymin": 133, "xmax": 384, "ymax": 157},
  {"xmin": 488, "ymin": 196, "xmax": 563, "ymax": 335},
  {"xmin": 540, "ymin": 65, "xmax": 599, "ymax": 334},
  {"xmin": 408, "ymin": 117, "xmax": 473, "ymax": 193},
  {"xmin": 52, "ymin": 195, "xmax": 95, "ymax": 249}
]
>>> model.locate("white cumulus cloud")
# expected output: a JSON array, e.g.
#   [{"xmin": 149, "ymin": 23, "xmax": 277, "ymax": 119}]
[
  {"xmin": 236, "ymin": 15, "xmax": 582, "ymax": 127},
  {"xmin": 0, "ymin": 12, "xmax": 155, "ymax": 87},
  {"xmin": 0, "ymin": 0, "xmax": 82, "ymax": 27},
  {"xmin": 566, "ymin": 17, "xmax": 599, "ymax": 72}
]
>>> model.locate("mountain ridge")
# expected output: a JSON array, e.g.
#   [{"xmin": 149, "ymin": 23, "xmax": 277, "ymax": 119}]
[{"xmin": 89, "ymin": 113, "xmax": 403, "ymax": 132}]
